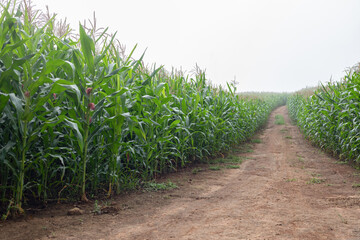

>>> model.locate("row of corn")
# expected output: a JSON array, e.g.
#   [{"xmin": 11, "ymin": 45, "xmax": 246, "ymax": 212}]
[
  {"xmin": 0, "ymin": 2, "xmax": 286, "ymax": 217},
  {"xmin": 287, "ymin": 66, "xmax": 360, "ymax": 165}
]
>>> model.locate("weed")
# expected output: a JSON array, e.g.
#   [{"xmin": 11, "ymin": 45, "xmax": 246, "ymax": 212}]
[
  {"xmin": 192, "ymin": 168, "xmax": 203, "ymax": 174},
  {"xmin": 251, "ymin": 138, "xmax": 262, "ymax": 143},
  {"xmin": 307, "ymin": 178, "xmax": 325, "ymax": 184},
  {"xmin": 93, "ymin": 200, "xmax": 102, "ymax": 215},
  {"xmin": 144, "ymin": 181, "xmax": 178, "ymax": 192},
  {"xmin": 275, "ymin": 115, "xmax": 285, "ymax": 125},
  {"xmin": 285, "ymin": 136, "xmax": 292, "ymax": 139},
  {"xmin": 225, "ymin": 165, "xmax": 240, "ymax": 169},
  {"xmin": 352, "ymin": 183, "xmax": 360, "ymax": 188},
  {"xmin": 286, "ymin": 178, "xmax": 297, "ymax": 182},
  {"xmin": 297, "ymin": 157, "xmax": 305, "ymax": 163},
  {"xmin": 233, "ymin": 144, "xmax": 253, "ymax": 153},
  {"xmin": 310, "ymin": 173, "xmax": 322, "ymax": 177},
  {"xmin": 209, "ymin": 166, "xmax": 222, "ymax": 171},
  {"xmin": 210, "ymin": 155, "xmax": 244, "ymax": 164},
  {"xmin": 335, "ymin": 161, "xmax": 347, "ymax": 165}
]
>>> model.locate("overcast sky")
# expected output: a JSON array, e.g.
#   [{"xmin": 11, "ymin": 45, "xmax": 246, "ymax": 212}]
[{"xmin": 32, "ymin": 0, "xmax": 360, "ymax": 92}]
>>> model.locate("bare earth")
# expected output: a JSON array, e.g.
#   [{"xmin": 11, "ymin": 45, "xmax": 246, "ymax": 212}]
[{"xmin": 1, "ymin": 106, "xmax": 360, "ymax": 240}]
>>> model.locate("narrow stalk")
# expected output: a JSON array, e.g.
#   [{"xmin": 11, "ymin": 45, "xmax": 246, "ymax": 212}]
[
  {"xmin": 16, "ymin": 121, "xmax": 27, "ymax": 213},
  {"xmin": 81, "ymin": 122, "xmax": 89, "ymax": 202}
]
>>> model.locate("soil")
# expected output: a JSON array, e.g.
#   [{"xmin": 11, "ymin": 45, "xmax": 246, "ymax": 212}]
[{"xmin": 1, "ymin": 106, "xmax": 360, "ymax": 240}]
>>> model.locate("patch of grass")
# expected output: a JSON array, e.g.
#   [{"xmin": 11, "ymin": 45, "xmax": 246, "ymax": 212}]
[
  {"xmin": 209, "ymin": 166, "xmax": 222, "ymax": 171},
  {"xmin": 275, "ymin": 115, "xmax": 285, "ymax": 125},
  {"xmin": 210, "ymin": 155, "xmax": 244, "ymax": 164},
  {"xmin": 226, "ymin": 155, "xmax": 244, "ymax": 163},
  {"xmin": 225, "ymin": 165, "xmax": 240, "ymax": 169},
  {"xmin": 310, "ymin": 172, "xmax": 322, "ymax": 177},
  {"xmin": 251, "ymin": 138, "xmax": 262, "ymax": 143},
  {"xmin": 352, "ymin": 183, "xmax": 360, "ymax": 188},
  {"xmin": 209, "ymin": 158, "xmax": 225, "ymax": 164},
  {"xmin": 335, "ymin": 161, "xmax": 347, "ymax": 165},
  {"xmin": 232, "ymin": 143, "xmax": 253, "ymax": 153},
  {"xmin": 285, "ymin": 135, "xmax": 292, "ymax": 139},
  {"xmin": 93, "ymin": 200, "xmax": 102, "ymax": 215},
  {"xmin": 191, "ymin": 168, "xmax": 203, "ymax": 174},
  {"xmin": 307, "ymin": 177, "xmax": 325, "ymax": 184},
  {"xmin": 297, "ymin": 157, "xmax": 304, "ymax": 163},
  {"xmin": 144, "ymin": 181, "xmax": 178, "ymax": 192},
  {"xmin": 286, "ymin": 178, "xmax": 297, "ymax": 182}
]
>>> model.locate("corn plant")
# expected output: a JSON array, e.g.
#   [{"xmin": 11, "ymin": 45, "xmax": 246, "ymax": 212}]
[
  {"xmin": 0, "ymin": 1, "xmax": 288, "ymax": 218},
  {"xmin": 288, "ymin": 65, "xmax": 360, "ymax": 164}
]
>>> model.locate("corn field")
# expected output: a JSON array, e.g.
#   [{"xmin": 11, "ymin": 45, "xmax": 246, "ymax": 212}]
[
  {"xmin": 0, "ymin": 2, "xmax": 288, "ymax": 218},
  {"xmin": 287, "ymin": 65, "xmax": 360, "ymax": 165}
]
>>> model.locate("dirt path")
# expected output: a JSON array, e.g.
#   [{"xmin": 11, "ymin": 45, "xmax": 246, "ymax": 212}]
[{"xmin": 2, "ymin": 106, "xmax": 360, "ymax": 240}]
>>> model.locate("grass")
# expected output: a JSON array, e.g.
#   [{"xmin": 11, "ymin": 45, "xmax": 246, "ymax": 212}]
[
  {"xmin": 275, "ymin": 115, "xmax": 285, "ymax": 125},
  {"xmin": 225, "ymin": 165, "xmax": 240, "ymax": 169},
  {"xmin": 191, "ymin": 168, "xmax": 204, "ymax": 174},
  {"xmin": 209, "ymin": 166, "xmax": 222, "ymax": 171},
  {"xmin": 352, "ymin": 183, "xmax": 360, "ymax": 188},
  {"xmin": 232, "ymin": 144, "xmax": 253, "ymax": 153},
  {"xmin": 251, "ymin": 138, "xmax": 262, "ymax": 143},
  {"xmin": 335, "ymin": 161, "xmax": 348, "ymax": 165},
  {"xmin": 285, "ymin": 136, "xmax": 292, "ymax": 139},
  {"xmin": 307, "ymin": 178, "xmax": 325, "ymax": 184},
  {"xmin": 144, "ymin": 181, "xmax": 178, "ymax": 192},
  {"xmin": 286, "ymin": 178, "xmax": 297, "ymax": 182},
  {"xmin": 310, "ymin": 172, "xmax": 322, "ymax": 177},
  {"xmin": 297, "ymin": 157, "xmax": 305, "ymax": 163},
  {"xmin": 210, "ymin": 155, "xmax": 244, "ymax": 164}
]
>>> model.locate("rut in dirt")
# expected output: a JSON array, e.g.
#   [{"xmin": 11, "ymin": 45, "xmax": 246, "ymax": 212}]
[{"xmin": 1, "ymin": 106, "xmax": 360, "ymax": 240}]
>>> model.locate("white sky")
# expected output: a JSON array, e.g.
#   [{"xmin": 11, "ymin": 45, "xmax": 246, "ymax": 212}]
[{"xmin": 32, "ymin": 0, "xmax": 360, "ymax": 92}]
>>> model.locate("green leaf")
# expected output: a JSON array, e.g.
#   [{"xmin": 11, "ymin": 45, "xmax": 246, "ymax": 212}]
[
  {"xmin": 9, "ymin": 93, "xmax": 24, "ymax": 116},
  {"xmin": 79, "ymin": 24, "xmax": 95, "ymax": 74},
  {"xmin": 64, "ymin": 118, "xmax": 84, "ymax": 152},
  {"xmin": 170, "ymin": 120, "xmax": 181, "ymax": 128},
  {"xmin": 155, "ymin": 83, "xmax": 166, "ymax": 96},
  {"xmin": 0, "ymin": 92, "xmax": 10, "ymax": 113},
  {"xmin": 142, "ymin": 95, "xmax": 155, "ymax": 100}
]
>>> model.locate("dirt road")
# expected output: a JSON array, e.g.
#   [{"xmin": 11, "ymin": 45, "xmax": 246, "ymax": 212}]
[{"xmin": 2, "ymin": 106, "xmax": 360, "ymax": 240}]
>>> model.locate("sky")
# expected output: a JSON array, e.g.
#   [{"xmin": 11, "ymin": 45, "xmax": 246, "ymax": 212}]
[{"xmin": 31, "ymin": 0, "xmax": 360, "ymax": 92}]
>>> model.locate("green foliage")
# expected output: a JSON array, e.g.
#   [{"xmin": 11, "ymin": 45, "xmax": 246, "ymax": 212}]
[
  {"xmin": 275, "ymin": 115, "xmax": 285, "ymax": 125},
  {"xmin": 209, "ymin": 166, "xmax": 222, "ymax": 171},
  {"xmin": 225, "ymin": 165, "xmax": 240, "ymax": 169},
  {"xmin": 288, "ymin": 66, "xmax": 360, "ymax": 165},
  {"xmin": 143, "ymin": 181, "xmax": 178, "ymax": 192},
  {"xmin": 251, "ymin": 138, "xmax": 262, "ymax": 143},
  {"xmin": 0, "ymin": 3, "xmax": 286, "ymax": 216},
  {"xmin": 307, "ymin": 178, "xmax": 325, "ymax": 184},
  {"xmin": 191, "ymin": 168, "xmax": 203, "ymax": 174}
]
